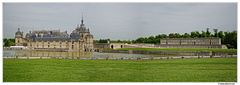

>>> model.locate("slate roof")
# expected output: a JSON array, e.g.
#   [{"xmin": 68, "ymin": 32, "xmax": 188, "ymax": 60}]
[
  {"xmin": 70, "ymin": 33, "xmax": 81, "ymax": 39},
  {"xmin": 34, "ymin": 37, "xmax": 71, "ymax": 41},
  {"xmin": 29, "ymin": 33, "xmax": 82, "ymax": 42},
  {"xmin": 15, "ymin": 30, "xmax": 23, "ymax": 35}
]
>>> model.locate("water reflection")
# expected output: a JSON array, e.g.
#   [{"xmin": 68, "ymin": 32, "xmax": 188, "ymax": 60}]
[
  {"xmin": 3, "ymin": 50, "xmax": 163, "ymax": 58},
  {"xmin": 4, "ymin": 50, "xmax": 93, "ymax": 58}
]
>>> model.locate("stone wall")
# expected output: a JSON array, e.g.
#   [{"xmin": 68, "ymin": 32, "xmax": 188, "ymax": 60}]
[
  {"xmin": 156, "ymin": 44, "xmax": 226, "ymax": 49},
  {"xmin": 124, "ymin": 43, "xmax": 155, "ymax": 48},
  {"xmin": 94, "ymin": 43, "xmax": 111, "ymax": 49},
  {"xmin": 94, "ymin": 43, "xmax": 125, "ymax": 49}
]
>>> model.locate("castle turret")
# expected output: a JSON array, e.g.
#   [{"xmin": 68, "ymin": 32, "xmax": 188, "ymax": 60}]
[
  {"xmin": 72, "ymin": 13, "xmax": 91, "ymax": 37},
  {"xmin": 15, "ymin": 28, "xmax": 24, "ymax": 46}
]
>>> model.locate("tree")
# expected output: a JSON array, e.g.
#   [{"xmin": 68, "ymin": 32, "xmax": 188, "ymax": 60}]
[
  {"xmin": 99, "ymin": 39, "xmax": 110, "ymax": 43},
  {"xmin": 213, "ymin": 29, "xmax": 218, "ymax": 37},
  {"xmin": 3, "ymin": 38, "xmax": 15, "ymax": 47},
  {"xmin": 169, "ymin": 33, "xmax": 175, "ymax": 38},
  {"xmin": 130, "ymin": 28, "xmax": 237, "ymax": 49},
  {"xmin": 133, "ymin": 37, "xmax": 145, "ymax": 43},
  {"xmin": 217, "ymin": 31, "xmax": 224, "ymax": 43},
  {"xmin": 3, "ymin": 39, "xmax": 10, "ymax": 46},
  {"xmin": 201, "ymin": 31, "xmax": 206, "ymax": 37},
  {"xmin": 230, "ymin": 30, "xmax": 237, "ymax": 49},
  {"xmin": 93, "ymin": 40, "xmax": 99, "ymax": 43},
  {"xmin": 206, "ymin": 28, "xmax": 211, "ymax": 37},
  {"xmin": 117, "ymin": 40, "xmax": 122, "ymax": 43},
  {"xmin": 191, "ymin": 31, "xmax": 201, "ymax": 38},
  {"xmin": 148, "ymin": 36, "xmax": 155, "ymax": 43},
  {"xmin": 190, "ymin": 31, "xmax": 197, "ymax": 38},
  {"xmin": 223, "ymin": 30, "xmax": 237, "ymax": 49},
  {"xmin": 9, "ymin": 42, "xmax": 15, "ymax": 46},
  {"xmin": 174, "ymin": 33, "xmax": 181, "ymax": 38},
  {"xmin": 182, "ymin": 33, "xmax": 190, "ymax": 38},
  {"xmin": 161, "ymin": 34, "xmax": 168, "ymax": 38}
]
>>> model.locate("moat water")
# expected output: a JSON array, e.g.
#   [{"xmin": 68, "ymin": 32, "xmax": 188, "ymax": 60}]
[{"xmin": 3, "ymin": 50, "xmax": 168, "ymax": 58}]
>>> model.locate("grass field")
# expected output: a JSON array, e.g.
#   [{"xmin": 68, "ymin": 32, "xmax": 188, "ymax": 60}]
[
  {"xmin": 3, "ymin": 57, "xmax": 237, "ymax": 82},
  {"xmin": 116, "ymin": 48, "xmax": 237, "ymax": 52}
]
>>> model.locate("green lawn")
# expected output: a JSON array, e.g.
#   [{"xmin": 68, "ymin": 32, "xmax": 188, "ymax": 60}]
[
  {"xmin": 116, "ymin": 48, "xmax": 237, "ymax": 52},
  {"xmin": 3, "ymin": 57, "xmax": 237, "ymax": 82}
]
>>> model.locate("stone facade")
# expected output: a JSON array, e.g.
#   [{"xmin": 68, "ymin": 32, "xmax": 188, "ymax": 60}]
[
  {"xmin": 124, "ymin": 43, "xmax": 155, "ymax": 48},
  {"xmin": 15, "ymin": 16, "xmax": 94, "ymax": 52},
  {"xmin": 160, "ymin": 38, "xmax": 221, "ymax": 45},
  {"xmin": 94, "ymin": 43, "xmax": 125, "ymax": 49},
  {"xmin": 160, "ymin": 38, "xmax": 227, "ymax": 49},
  {"xmin": 15, "ymin": 28, "xmax": 27, "ymax": 46}
]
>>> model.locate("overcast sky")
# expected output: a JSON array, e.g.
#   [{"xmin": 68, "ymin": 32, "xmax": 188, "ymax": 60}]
[{"xmin": 3, "ymin": 3, "xmax": 237, "ymax": 40}]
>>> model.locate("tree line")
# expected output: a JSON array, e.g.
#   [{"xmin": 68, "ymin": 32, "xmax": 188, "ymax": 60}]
[
  {"xmin": 132, "ymin": 28, "xmax": 237, "ymax": 49},
  {"xmin": 3, "ymin": 38, "xmax": 15, "ymax": 47},
  {"xmin": 94, "ymin": 39, "xmax": 131, "ymax": 44},
  {"xmin": 96, "ymin": 28, "xmax": 237, "ymax": 49}
]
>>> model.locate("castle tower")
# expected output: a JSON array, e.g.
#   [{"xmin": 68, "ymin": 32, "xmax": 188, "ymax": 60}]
[
  {"xmin": 72, "ymin": 13, "xmax": 90, "ymax": 37},
  {"xmin": 80, "ymin": 13, "xmax": 85, "ymax": 27},
  {"xmin": 71, "ymin": 13, "xmax": 94, "ymax": 51},
  {"xmin": 15, "ymin": 28, "xmax": 24, "ymax": 46}
]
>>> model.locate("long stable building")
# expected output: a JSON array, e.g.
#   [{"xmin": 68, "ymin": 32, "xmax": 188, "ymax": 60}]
[
  {"xmin": 160, "ymin": 38, "xmax": 227, "ymax": 49},
  {"xmin": 15, "ymin": 16, "xmax": 94, "ymax": 52}
]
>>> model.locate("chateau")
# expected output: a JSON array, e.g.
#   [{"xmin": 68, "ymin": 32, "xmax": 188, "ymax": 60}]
[
  {"xmin": 15, "ymin": 16, "xmax": 94, "ymax": 52},
  {"xmin": 14, "ymin": 16, "xmax": 227, "ymax": 50}
]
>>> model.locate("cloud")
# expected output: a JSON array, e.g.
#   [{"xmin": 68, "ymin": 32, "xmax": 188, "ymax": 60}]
[{"xmin": 3, "ymin": 3, "xmax": 237, "ymax": 40}]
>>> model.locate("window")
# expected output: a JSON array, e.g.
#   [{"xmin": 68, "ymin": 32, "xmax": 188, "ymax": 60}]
[{"xmin": 72, "ymin": 45, "xmax": 74, "ymax": 49}]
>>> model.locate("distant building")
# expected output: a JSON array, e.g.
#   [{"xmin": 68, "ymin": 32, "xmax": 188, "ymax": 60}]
[
  {"xmin": 15, "ymin": 15, "xmax": 94, "ymax": 52},
  {"xmin": 160, "ymin": 38, "xmax": 227, "ymax": 49},
  {"xmin": 94, "ymin": 43, "xmax": 125, "ymax": 49}
]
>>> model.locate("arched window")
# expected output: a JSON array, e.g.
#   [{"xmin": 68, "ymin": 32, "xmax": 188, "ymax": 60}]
[{"xmin": 111, "ymin": 45, "xmax": 114, "ymax": 49}]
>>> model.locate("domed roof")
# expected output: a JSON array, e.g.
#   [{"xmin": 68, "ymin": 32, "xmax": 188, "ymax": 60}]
[
  {"xmin": 25, "ymin": 33, "xmax": 30, "ymax": 38},
  {"xmin": 15, "ymin": 28, "xmax": 23, "ymax": 35}
]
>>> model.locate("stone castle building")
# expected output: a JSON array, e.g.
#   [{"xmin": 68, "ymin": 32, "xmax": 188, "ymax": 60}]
[
  {"xmin": 160, "ymin": 38, "xmax": 227, "ymax": 49},
  {"xmin": 15, "ymin": 16, "xmax": 94, "ymax": 52}
]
